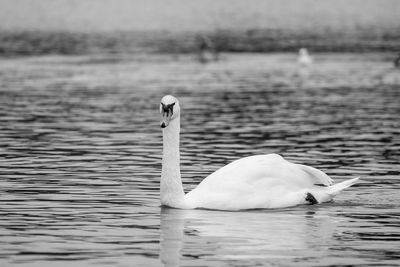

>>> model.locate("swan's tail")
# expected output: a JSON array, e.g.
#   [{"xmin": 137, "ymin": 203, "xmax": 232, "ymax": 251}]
[
  {"xmin": 328, "ymin": 177, "xmax": 360, "ymax": 196},
  {"xmin": 308, "ymin": 177, "xmax": 359, "ymax": 204}
]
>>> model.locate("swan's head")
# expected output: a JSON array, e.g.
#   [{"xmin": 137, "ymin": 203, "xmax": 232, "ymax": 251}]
[{"xmin": 160, "ymin": 95, "xmax": 180, "ymax": 128}]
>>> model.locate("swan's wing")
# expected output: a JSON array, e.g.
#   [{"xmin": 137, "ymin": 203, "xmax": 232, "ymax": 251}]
[
  {"xmin": 294, "ymin": 164, "xmax": 334, "ymax": 186},
  {"xmin": 192, "ymin": 154, "xmax": 332, "ymax": 189},
  {"xmin": 185, "ymin": 154, "xmax": 334, "ymax": 209}
]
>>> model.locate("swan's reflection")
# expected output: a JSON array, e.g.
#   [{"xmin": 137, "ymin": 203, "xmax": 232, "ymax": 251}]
[
  {"xmin": 160, "ymin": 207, "xmax": 337, "ymax": 266},
  {"xmin": 294, "ymin": 64, "xmax": 312, "ymax": 89}
]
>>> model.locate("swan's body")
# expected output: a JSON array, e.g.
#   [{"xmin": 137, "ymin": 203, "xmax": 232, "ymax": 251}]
[
  {"xmin": 298, "ymin": 48, "xmax": 313, "ymax": 66},
  {"xmin": 160, "ymin": 95, "xmax": 358, "ymax": 211}
]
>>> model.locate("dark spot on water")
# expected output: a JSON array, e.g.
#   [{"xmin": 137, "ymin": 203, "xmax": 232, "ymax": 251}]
[{"xmin": 305, "ymin": 193, "xmax": 318, "ymax": 205}]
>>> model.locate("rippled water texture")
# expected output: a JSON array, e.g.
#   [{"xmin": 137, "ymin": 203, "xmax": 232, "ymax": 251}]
[{"xmin": 1, "ymin": 53, "xmax": 400, "ymax": 266}]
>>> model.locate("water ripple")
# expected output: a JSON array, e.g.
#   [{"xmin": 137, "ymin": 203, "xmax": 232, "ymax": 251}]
[{"xmin": 1, "ymin": 53, "xmax": 399, "ymax": 266}]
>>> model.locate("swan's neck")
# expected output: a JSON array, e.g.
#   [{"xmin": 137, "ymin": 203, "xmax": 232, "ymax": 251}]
[{"xmin": 161, "ymin": 117, "xmax": 186, "ymax": 208}]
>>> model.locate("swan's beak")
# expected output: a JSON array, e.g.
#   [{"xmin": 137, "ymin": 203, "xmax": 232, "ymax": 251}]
[{"xmin": 160, "ymin": 113, "xmax": 171, "ymax": 128}]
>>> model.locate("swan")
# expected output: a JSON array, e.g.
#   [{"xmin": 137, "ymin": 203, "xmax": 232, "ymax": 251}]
[
  {"xmin": 298, "ymin": 48, "xmax": 313, "ymax": 66},
  {"xmin": 196, "ymin": 34, "xmax": 219, "ymax": 63},
  {"xmin": 159, "ymin": 95, "xmax": 359, "ymax": 210}
]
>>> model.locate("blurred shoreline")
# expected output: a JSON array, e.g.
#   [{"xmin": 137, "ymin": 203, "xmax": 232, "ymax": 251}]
[
  {"xmin": 1, "ymin": 0, "xmax": 399, "ymax": 56},
  {"xmin": 0, "ymin": 28, "xmax": 399, "ymax": 57}
]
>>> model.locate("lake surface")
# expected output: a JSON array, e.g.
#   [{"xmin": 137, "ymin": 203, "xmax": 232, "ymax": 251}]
[{"xmin": 0, "ymin": 53, "xmax": 399, "ymax": 266}]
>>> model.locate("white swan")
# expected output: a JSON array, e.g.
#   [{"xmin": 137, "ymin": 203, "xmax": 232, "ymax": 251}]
[
  {"xmin": 298, "ymin": 48, "xmax": 313, "ymax": 66},
  {"xmin": 160, "ymin": 95, "xmax": 358, "ymax": 210}
]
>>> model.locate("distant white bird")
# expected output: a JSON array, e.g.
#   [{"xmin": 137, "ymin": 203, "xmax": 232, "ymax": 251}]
[
  {"xmin": 298, "ymin": 48, "xmax": 313, "ymax": 66},
  {"xmin": 196, "ymin": 34, "xmax": 218, "ymax": 63},
  {"xmin": 159, "ymin": 95, "xmax": 359, "ymax": 211}
]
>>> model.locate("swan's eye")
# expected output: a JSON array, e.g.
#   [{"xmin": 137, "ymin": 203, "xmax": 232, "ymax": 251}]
[{"xmin": 161, "ymin": 102, "xmax": 175, "ymax": 116}]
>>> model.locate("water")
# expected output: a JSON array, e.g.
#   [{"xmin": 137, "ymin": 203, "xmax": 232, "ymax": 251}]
[{"xmin": 0, "ymin": 53, "xmax": 399, "ymax": 266}]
